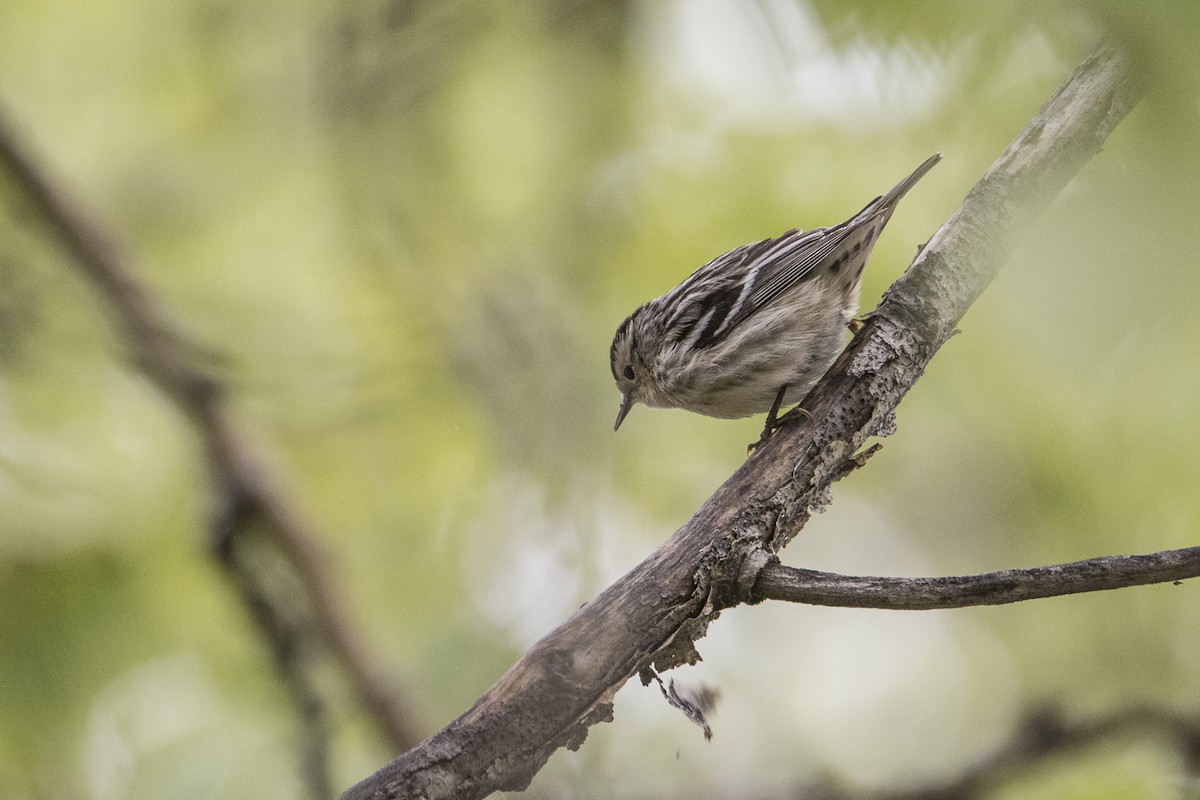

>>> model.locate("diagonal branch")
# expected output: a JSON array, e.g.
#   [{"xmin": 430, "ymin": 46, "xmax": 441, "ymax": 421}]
[
  {"xmin": 0, "ymin": 105, "xmax": 421, "ymax": 763},
  {"xmin": 339, "ymin": 40, "xmax": 1144, "ymax": 800},
  {"xmin": 752, "ymin": 547, "xmax": 1200, "ymax": 610}
]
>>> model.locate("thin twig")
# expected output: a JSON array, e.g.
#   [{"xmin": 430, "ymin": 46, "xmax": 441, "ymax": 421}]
[
  {"xmin": 752, "ymin": 547, "xmax": 1200, "ymax": 609},
  {"xmin": 806, "ymin": 706, "xmax": 1200, "ymax": 800}
]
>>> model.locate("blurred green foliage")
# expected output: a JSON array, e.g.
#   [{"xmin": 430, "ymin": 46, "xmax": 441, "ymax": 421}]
[{"xmin": 1, "ymin": 1, "xmax": 1199, "ymax": 798}]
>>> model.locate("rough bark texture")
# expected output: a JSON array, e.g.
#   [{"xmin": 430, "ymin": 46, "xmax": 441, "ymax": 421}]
[{"xmin": 340, "ymin": 41, "xmax": 1142, "ymax": 800}]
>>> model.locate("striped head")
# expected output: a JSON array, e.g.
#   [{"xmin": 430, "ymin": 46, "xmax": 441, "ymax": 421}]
[{"xmin": 609, "ymin": 305, "xmax": 659, "ymax": 430}]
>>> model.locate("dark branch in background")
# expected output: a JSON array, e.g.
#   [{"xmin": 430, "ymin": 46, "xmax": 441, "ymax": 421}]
[
  {"xmin": 339, "ymin": 40, "xmax": 1152, "ymax": 800},
  {"xmin": 806, "ymin": 706, "xmax": 1200, "ymax": 800},
  {"xmin": 212, "ymin": 500, "xmax": 334, "ymax": 796},
  {"xmin": 753, "ymin": 546, "xmax": 1200, "ymax": 609},
  {"xmin": 0, "ymin": 104, "xmax": 422, "ymax": 782}
]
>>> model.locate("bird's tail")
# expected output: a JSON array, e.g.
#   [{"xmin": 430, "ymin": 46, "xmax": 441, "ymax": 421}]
[{"xmin": 876, "ymin": 152, "xmax": 942, "ymax": 211}]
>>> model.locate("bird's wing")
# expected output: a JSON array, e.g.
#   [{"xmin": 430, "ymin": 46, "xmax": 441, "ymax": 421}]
[
  {"xmin": 659, "ymin": 225, "xmax": 842, "ymax": 350},
  {"xmin": 661, "ymin": 154, "xmax": 942, "ymax": 351},
  {"xmin": 702, "ymin": 221, "xmax": 867, "ymax": 347}
]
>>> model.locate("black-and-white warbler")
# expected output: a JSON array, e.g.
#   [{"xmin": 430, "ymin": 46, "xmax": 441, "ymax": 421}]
[{"xmin": 610, "ymin": 153, "xmax": 940, "ymax": 436}]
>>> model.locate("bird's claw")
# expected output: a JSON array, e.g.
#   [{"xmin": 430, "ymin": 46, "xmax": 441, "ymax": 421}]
[{"xmin": 747, "ymin": 404, "xmax": 812, "ymax": 456}]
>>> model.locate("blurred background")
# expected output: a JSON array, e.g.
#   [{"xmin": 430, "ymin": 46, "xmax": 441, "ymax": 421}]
[{"xmin": 2, "ymin": 1, "xmax": 1199, "ymax": 798}]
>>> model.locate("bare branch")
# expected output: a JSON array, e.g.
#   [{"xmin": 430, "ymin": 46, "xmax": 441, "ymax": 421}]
[
  {"xmin": 752, "ymin": 547, "xmax": 1200, "ymax": 609},
  {"xmin": 0, "ymin": 104, "xmax": 421, "ymax": 763},
  {"xmin": 806, "ymin": 706, "xmax": 1200, "ymax": 800},
  {"xmin": 339, "ymin": 40, "xmax": 1146, "ymax": 800}
]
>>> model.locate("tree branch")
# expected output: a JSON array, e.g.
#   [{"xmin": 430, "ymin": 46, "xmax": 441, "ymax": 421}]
[
  {"xmin": 752, "ymin": 547, "xmax": 1200, "ymax": 609},
  {"xmin": 0, "ymin": 105, "xmax": 421, "ymax": 766},
  {"xmin": 807, "ymin": 706, "xmax": 1200, "ymax": 800},
  {"xmin": 339, "ymin": 40, "xmax": 1147, "ymax": 800}
]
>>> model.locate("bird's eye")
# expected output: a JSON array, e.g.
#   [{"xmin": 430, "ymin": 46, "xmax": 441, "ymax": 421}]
[{"xmin": 623, "ymin": 365, "xmax": 635, "ymax": 380}]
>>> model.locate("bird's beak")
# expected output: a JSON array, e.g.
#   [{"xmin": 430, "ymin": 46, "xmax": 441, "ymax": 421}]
[{"xmin": 614, "ymin": 393, "xmax": 634, "ymax": 431}]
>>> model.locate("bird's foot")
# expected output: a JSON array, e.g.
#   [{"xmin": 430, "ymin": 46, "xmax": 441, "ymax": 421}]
[{"xmin": 748, "ymin": 385, "xmax": 811, "ymax": 455}]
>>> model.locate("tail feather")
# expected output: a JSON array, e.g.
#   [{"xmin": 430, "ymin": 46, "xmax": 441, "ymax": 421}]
[{"xmin": 875, "ymin": 152, "xmax": 942, "ymax": 212}]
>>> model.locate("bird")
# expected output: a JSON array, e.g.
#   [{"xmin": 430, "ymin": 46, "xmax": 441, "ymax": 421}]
[{"xmin": 609, "ymin": 153, "xmax": 940, "ymax": 442}]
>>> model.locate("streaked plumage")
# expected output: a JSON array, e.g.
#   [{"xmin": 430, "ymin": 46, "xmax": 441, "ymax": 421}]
[{"xmin": 610, "ymin": 153, "xmax": 941, "ymax": 431}]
